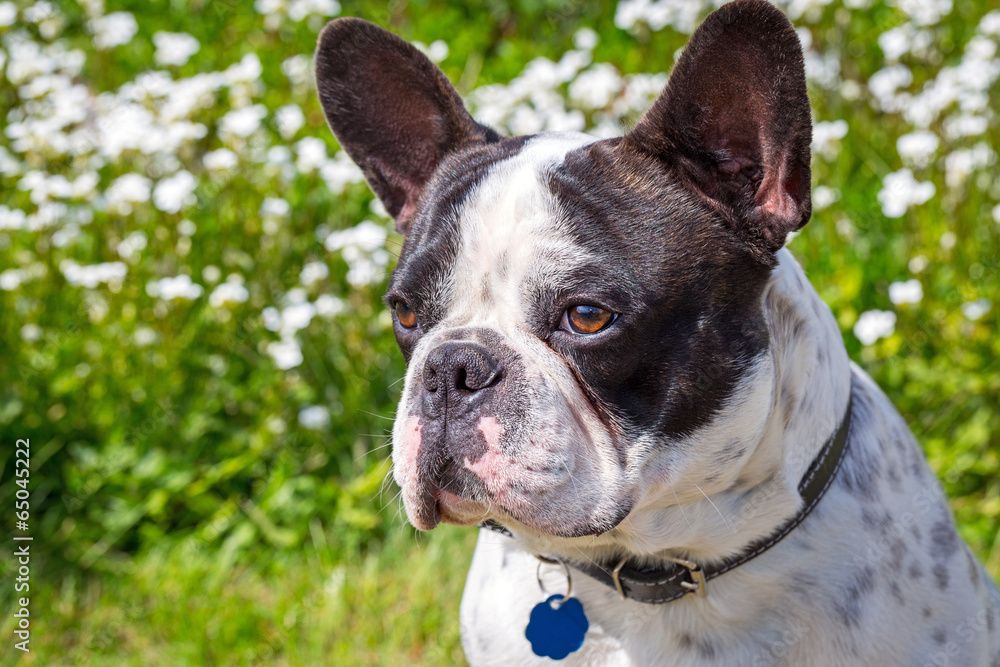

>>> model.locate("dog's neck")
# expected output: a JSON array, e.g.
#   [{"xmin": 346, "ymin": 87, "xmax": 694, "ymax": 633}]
[{"xmin": 528, "ymin": 248, "xmax": 853, "ymax": 567}]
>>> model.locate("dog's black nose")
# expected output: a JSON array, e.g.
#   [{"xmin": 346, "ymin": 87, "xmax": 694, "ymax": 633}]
[{"xmin": 423, "ymin": 342, "xmax": 500, "ymax": 398}]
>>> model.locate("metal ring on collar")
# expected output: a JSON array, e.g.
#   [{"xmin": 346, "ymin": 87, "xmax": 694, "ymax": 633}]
[{"xmin": 536, "ymin": 556, "xmax": 572, "ymax": 607}]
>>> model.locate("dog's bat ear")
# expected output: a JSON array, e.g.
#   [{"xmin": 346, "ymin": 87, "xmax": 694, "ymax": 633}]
[
  {"xmin": 624, "ymin": 0, "xmax": 811, "ymax": 259},
  {"xmin": 314, "ymin": 18, "xmax": 496, "ymax": 235}
]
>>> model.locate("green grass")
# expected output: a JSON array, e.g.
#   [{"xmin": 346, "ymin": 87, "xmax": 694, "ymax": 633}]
[{"xmin": 2, "ymin": 526, "xmax": 475, "ymax": 666}]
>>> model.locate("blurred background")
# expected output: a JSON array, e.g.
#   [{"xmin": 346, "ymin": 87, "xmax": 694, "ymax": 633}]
[{"xmin": 0, "ymin": 0, "xmax": 997, "ymax": 664}]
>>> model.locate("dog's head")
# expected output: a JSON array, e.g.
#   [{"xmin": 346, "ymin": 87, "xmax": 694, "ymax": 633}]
[{"xmin": 315, "ymin": 0, "xmax": 812, "ymax": 545}]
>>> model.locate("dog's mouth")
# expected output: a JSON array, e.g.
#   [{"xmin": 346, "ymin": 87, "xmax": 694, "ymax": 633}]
[{"xmin": 406, "ymin": 471, "xmax": 633, "ymax": 539}]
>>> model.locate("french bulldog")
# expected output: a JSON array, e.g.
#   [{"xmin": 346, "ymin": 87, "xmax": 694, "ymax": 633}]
[{"xmin": 314, "ymin": 1, "xmax": 1000, "ymax": 664}]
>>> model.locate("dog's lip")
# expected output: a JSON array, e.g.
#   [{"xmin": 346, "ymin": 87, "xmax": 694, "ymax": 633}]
[{"xmin": 437, "ymin": 489, "xmax": 486, "ymax": 527}]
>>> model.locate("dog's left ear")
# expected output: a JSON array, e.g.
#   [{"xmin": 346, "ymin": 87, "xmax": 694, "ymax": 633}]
[
  {"xmin": 625, "ymin": 0, "xmax": 811, "ymax": 259},
  {"xmin": 314, "ymin": 18, "xmax": 496, "ymax": 235}
]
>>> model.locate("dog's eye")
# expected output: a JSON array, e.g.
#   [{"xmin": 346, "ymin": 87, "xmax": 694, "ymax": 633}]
[
  {"xmin": 394, "ymin": 301, "xmax": 418, "ymax": 329},
  {"xmin": 562, "ymin": 305, "xmax": 615, "ymax": 334}
]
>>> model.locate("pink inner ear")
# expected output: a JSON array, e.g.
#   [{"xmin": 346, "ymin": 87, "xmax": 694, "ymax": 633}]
[{"xmin": 757, "ymin": 165, "xmax": 797, "ymax": 220}]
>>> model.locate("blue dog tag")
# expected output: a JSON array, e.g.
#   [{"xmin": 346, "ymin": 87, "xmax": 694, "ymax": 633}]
[{"xmin": 525, "ymin": 594, "xmax": 589, "ymax": 660}]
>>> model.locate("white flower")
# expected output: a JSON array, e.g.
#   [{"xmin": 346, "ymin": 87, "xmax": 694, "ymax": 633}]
[
  {"xmin": 417, "ymin": 39, "xmax": 448, "ymax": 64},
  {"xmin": 146, "ymin": 274, "xmax": 204, "ymax": 300},
  {"xmin": 267, "ymin": 337, "xmax": 303, "ymax": 370},
  {"xmin": 319, "ymin": 150, "xmax": 364, "ymax": 194},
  {"xmin": 943, "ymin": 114, "xmax": 988, "ymax": 140},
  {"xmin": 116, "ymin": 230, "xmax": 148, "ymax": 261},
  {"xmin": 59, "ymin": 259, "xmax": 128, "ymax": 288},
  {"xmin": 888, "ymin": 279, "xmax": 922, "ymax": 305},
  {"xmin": 891, "ymin": 0, "xmax": 952, "ymax": 26},
  {"xmin": 854, "ymin": 310, "xmax": 897, "ymax": 345},
  {"xmin": 89, "ymin": 11, "xmax": 137, "ymax": 50},
  {"xmin": 106, "ymin": 173, "xmax": 152, "ymax": 214},
  {"xmin": 300, "ymin": 261, "xmax": 329, "ymax": 287},
  {"xmin": 260, "ymin": 197, "xmax": 291, "ymax": 234},
  {"xmin": 908, "ymin": 255, "xmax": 929, "ymax": 273},
  {"xmin": 20, "ymin": 323, "xmax": 43, "ymax": 343},
  {"xmin": 296, "ymin": 137, "xmax": 328, "ymax": 174},
  {"xmin": 812, "ymin": 185, "xmax": 839, "ymax": 211},
  {"xmin": 224, "ymin": 53, "xmax": 262, "ymax": 85},
  {"xmin": 573, "ymin": 28, "xmax": 598, "ymax": 51},
  {"xmin": 280, "ymin": 301, "xmax": 316, "ymax": 334},
  {"xmin": 323, "ymin": 220, "xmax": 389, "ymax": 285},
  {"xmin": 877, "ymin": 169, "xmax": 935, "ymax": 218},
  {"xmin": 812, "ymin": 120, "xmax": 848, "ymax": 160},
  {"xmin": 281, "ymin": 54, "xmax": 311, "ymax": 86},
  {"xmin": 878, "ymin": 25, "xmax": 911, "ymax": 61},
  {"xmin": 324, "ymin": 219, "xmax": 387, "ymax": 252},
  {"xmin": 569, "ymin": 64, "xmax": 623, "ymax": 109},
  {"xmin": 276, "ymin": 104, "xmax": 305, "ymax": 140},
  {"xmin": 203, "ymin": 148, "xmax": 238, "ymax": 171},
  {"xmin": 615, "ymin": 0, "xmax": 703, "ymax": 34},
  {"xmin": 178, "ymin": 219, "xmax": 196, "ymax": 236},
  {"xmin": 219, "ymin": 104, "xmax": 266, "ymax": 139},
  {"xmin": 0, "ymin": 2, "xmax": 17, "ymax": 28},
  {"xmin": 961, "ymin": 298, "xmax": 992, "ymax": 321},
  {"xmin": 298, "ymin": 405, "xmax": 330, "ymax": 430},
  {"xmin": 208, "ymin": 278, "xmax": 250, "ymax": 307},
  {"xmin": 133, "ymin": 327, "xmax": 158, "ymax": 346},
  {"xmin": 72, "ymin": 171, "xmax": 99, "ymax": 200},
  {"xmin": 52, "ymin": 223, "xmax": 81, "ymax": 249},
  {"xmin": 943, "ymin": 143, "xmax": 996, "ymax": 189},
  {"xmin": 315, "ymin": 294, "xmax": 345, "ymax": 317},
  {"xmin": 868, "ymin": 65, "xmax": 913, "ymax": 112},
  {"xmin": 896, "ymin": 131, "xmax": 939, "ymax": 169},
  {"xmin": 153, "ymin": 31, "xmax": 200, "ymax": 67},
  {"xmin": 153, "ymin": 170, "xmax": 197, "ymax": 213},
  {"xmin": 0, "ymin": 206, "xmax": 27, "ymax": 231},
  {"xmin": 981, "ymin": 10, "xmax": 1000, "ymax": 37},
  {"xmin": 0, "ymin": 269, "xmax": 23, "ymax": 291}
]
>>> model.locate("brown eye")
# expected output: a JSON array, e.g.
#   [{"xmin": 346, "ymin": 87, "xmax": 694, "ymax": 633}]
[
  {"xmin": 564, "ymin": 305, "xmax": 614, "ymax": 334},
  {"xmin": 394, "ymin": 301, "xmax": 417, "ymax": 329}
]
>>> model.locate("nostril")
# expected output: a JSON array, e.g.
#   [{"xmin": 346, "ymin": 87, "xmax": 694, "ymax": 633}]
[{"xmin": 455, "ymin": 368, "xmax": 468, "ymax": 392}]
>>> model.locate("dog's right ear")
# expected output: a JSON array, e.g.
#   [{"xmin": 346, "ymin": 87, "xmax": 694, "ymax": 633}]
[{"xmin": 314, "ymin": 18, "xmax": 496, "ymax": 235}]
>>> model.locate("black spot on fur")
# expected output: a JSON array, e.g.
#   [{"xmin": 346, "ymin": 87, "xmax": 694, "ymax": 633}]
[
  {"xmin": 833, "ymin": 566, "xmax": 876, "ymax": 627},
  {"xmin": 966, "ymin": 549, "xmax": 982, "ymax": 588},
  {"xmin": 908, "ymin": 562, "xmax": 923, "ymax": 580},
  {"xmin": 933, "ymin": 563, "xmax": 950, "ymax": 591},
  {"xmin": 932, "ymin": 628, "xmax": 947, "ymax": 645},
  {"xmin": 890, "ymin": 536, "xmax": 908, "ymax": 562},
  {"xmin": 836, "ymin": 392, "xmax": 883, "ymax": 501},
  {"xmin": 889, "ymin": 579, "xmax": 905, "ymax": 605},
  {"xmin": 677, "ymin": 633, "xmax": 716, "ymax": 660}
]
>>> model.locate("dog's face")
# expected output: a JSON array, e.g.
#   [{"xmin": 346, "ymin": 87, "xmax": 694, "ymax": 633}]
[{"xmin": 316, "ymin": 0, "xmax": 813, "ymax": 543}]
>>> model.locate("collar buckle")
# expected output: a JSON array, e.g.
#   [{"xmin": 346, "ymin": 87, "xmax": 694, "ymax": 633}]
[
  {"xmin": 611, "ymin": 555, "xmax": 708, "ymax": 600},
  {"xmin": 666, "ymin": 556, "xmax": 708, "ymax": 598}
]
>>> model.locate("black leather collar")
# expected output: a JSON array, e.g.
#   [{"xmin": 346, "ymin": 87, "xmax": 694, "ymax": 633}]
[{"xmin": 481, "ymin": 389, "xmax": 853, "ymax": 605}]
